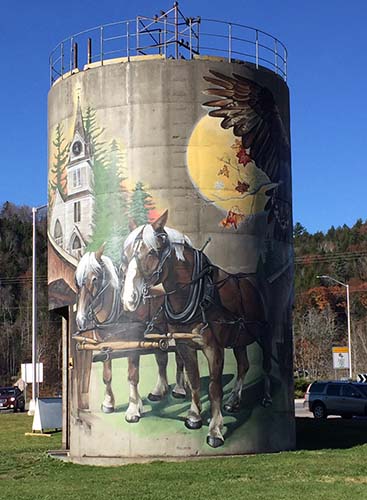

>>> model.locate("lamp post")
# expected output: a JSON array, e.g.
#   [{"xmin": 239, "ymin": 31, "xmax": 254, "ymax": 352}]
[
  {"xmin": 28, "ymin": 204, "xmax": 47, "ymax": 415},
  {"xmin": 316, "ymin": 275, "xmax": 352, "ymax": 379}
]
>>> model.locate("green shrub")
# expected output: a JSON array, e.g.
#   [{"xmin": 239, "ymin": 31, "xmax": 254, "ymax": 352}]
[{"xmin": 294, "ymin": 377, "xmax": 311, "ymax": 398}]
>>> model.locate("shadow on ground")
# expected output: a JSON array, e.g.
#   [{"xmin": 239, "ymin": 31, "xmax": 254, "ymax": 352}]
[{"xmin": 296, "ymin": 417, "xmax": 367, "ymax": 450}]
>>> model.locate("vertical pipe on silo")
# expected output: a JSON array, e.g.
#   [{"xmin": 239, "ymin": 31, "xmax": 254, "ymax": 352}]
[
  {"xmin": 87, "ymin": 38, "xmax": 92, "ymax": 65},
  {"xmin": 174, "ymin": 2, "xmax": 179, "ymax": 59},
  {"xmin": 61, "ymin": 42, "xmax": 64, "ymax": 77},
  {"xmin": 255, "ymin": 30, "xmax": 259, "ymax": 69},
  {"xmin": 69, "ymin": 37, "xmax": 73, "ymax": 73},
  {"xmin": 73, "ymin": 42, "xmax": 78, "ymax": 70},
  {"xmin": 126, "ymin": 22, "xmax": 130, "ymax": 61},
  {"xmin": 100, "ymin": 26, "xmax": 104, "ymax": 65},
  {"xmin": 189, "ymin": 18, "xmax": 192, "ymax": 59},
  {"xmin": 164, "ymin": 15, "xmax": 167, "ymax": 57},
  {"xmin": 136, "ymin": 17, "xmax": 140, "ymax": 54}
]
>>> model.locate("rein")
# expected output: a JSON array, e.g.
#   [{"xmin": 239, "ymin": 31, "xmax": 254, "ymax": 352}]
[{"xmin": 84, "ymin": 264, "xmax": 121, "ymax": 328}]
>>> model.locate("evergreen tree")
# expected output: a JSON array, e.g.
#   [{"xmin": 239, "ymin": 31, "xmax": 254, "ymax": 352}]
[
  {"xmin": 83, "ymin": 108, "xmax": 130, "ymax": 263},
  {"xmin": 83, "ymin": 106, "xmax": 110, "ymax": 250},
  {"xmin": 49, "ymin": 123, "xmax": 69, "ymax": 203},
  {"xmin": 129, "ymin": 182, "xmax": 155, "ymax": 227},
  {"xmin": 104, "ymin": 139, "xmax": 130, "ymax": 262}
]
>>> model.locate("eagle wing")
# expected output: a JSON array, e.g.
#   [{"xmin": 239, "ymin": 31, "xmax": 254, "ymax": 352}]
[{"xmin": 203, "ymin": 70, "xmax": 290, "ymax": 184}]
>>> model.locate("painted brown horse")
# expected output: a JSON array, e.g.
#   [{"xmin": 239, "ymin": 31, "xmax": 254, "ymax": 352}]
[
  {"xmin": 75, "ymin": 246, "xmax": 185, "ymax": 423},
  {"xmin": 122, "ymin": 210, "xmax": 272, "ymax": 448}
]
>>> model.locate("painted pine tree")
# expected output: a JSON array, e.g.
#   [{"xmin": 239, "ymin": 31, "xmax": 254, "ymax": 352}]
[
  {"xmin": 83, "ymin": 106, "xmax": 111, "ymax": 250},
  {"xmin": 49, "ymin": 123, "xmax": 69, "ymax": 204},
  {"xmin": 104, "ymin": 139, "xmax": 130, "ymax": 262},
  {"xmin": 129, "ymin": 181, "xmax": 155, "ymax": 226},
  {"xmin": 84, "ymin": 107, "xmax": 130, "ymax": 262}
]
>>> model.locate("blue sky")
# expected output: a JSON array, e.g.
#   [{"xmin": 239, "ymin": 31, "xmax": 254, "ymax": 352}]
[{"xmin": 0, "ymin": 0, "xmax": 365, "ymax": 233}]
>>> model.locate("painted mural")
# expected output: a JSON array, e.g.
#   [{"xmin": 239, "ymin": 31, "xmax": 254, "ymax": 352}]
[{"xmin": 48, "ymin": 67, "xmax": 293, "ymax": 457}]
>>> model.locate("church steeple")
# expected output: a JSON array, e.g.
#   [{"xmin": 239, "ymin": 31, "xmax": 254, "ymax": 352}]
[{"xmin": 69, "ymin": 97, "xmax": 91, "ymax": 164}]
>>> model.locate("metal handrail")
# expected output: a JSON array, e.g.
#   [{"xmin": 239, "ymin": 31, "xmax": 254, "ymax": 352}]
[{"xmin": 49, "ymin": 4, "xmax": 288, "ymax": 85}]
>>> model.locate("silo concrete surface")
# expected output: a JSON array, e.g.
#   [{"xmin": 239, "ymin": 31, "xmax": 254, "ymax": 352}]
[{"xmin": 48, "ymin": 26, "xmax": 294, "ymax": 463}]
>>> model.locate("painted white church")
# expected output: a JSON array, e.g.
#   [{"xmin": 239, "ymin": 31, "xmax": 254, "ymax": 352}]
[{"xmin": 50, "ymin": 99, "xmax": 94, "ymax": 260}]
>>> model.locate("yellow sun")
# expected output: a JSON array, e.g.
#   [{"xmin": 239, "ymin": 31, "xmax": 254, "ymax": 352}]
[{"xmin": 187, "ymin": 115, "xmax": 274, "ymax": 216}]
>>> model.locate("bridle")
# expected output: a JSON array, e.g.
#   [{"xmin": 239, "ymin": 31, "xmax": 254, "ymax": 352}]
[
  {"xmin": 77, "ymin": 262, "xmax": 120, "ymax": 327},
  {"xmin": 131, "ymin": 230, "xmax": 173, "ymax": 297}
]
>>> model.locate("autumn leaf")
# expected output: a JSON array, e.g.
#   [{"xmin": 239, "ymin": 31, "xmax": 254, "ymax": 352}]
[
  {"xmin": 236, "ymin": 147, "xmax": 252, "ymax": 166},
  {"xmin": 235, "ymin": 180, "xmax": 250, "ymax": 194},
  {"xmin": 220, "ymin": 210, "xmax": 244, "ymax": 230},
  {"xmin": 218, "ymin": 165, "xmax": 230, "ymax": 177},
  {"xmin": 230, "ymin": 139, "xmax": 242, "ymax": 153}
]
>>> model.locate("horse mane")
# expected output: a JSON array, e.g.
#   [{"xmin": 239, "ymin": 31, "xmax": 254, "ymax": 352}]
[
  {"xmin": 75, "ymin": 252, "xmax": 119, "ymax": 289},
  {"xmin": 124, "ymin": 224, "xmax": 192, "ymax": 262}
]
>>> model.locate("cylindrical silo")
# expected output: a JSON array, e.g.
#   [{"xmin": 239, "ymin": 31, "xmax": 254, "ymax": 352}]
[{"xmin": 48, "ymin": 4, "xmax": 294, "ymax": 464}]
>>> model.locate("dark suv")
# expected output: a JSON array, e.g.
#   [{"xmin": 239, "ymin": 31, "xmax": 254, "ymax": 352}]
[
  {"xmin": 304, "ymin": 381, "xmax": 367, "ymax": 419},
  {"xmin": 0, "ymin": 387, "xmax": 25, "ymax": 412}
]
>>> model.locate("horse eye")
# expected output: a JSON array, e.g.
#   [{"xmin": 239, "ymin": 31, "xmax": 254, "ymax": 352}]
[{"xmin": 148, "ymin": 249, "xmax": 156, "ymax": 256}]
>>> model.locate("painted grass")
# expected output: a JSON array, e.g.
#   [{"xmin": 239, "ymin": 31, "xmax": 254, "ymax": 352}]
[{"xmin": 1, "ymin": 413, "xmax": 367, "ymax": 499}]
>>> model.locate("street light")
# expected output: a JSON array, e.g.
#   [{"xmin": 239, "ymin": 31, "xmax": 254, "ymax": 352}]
[
  {"xmin": 28, "ymin": 204, "xmax": 47, "ymax": 416},
  {"xmin": 316, "ymin": 275, "xmax": 352, "ymax": 379}
]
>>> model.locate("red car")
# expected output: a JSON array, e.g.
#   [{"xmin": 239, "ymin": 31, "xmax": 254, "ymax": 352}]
[{"xmin": 0, "ymin": 386, "xmax": 25, "ymax": 412}]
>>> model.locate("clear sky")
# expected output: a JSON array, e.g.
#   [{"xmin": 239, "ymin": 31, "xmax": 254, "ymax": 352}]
[{"xmin": 0, "ymin": 0, "xmax": 365, "ymax": 233}]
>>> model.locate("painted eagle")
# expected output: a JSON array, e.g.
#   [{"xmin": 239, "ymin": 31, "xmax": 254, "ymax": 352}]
[{"xmin": 203, "ymin": 70, "xmax": 292, "ymax": 240}]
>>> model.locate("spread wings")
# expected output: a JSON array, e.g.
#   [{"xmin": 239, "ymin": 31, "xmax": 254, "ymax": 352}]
[{"xmin": 203, "ymin": 70, "xmax": 290, "ymax": 184}]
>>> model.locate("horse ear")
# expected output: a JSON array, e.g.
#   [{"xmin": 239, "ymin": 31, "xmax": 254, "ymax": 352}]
[
  {"xmin": 128, "ymin": 218, "xmax": 137, "ymax": 231},
  {"xmin": 152, "ymin": 209, "xmax": 168, "ymax": 232},
  {"xmin": 95, "ymin": 242, "xmax": 106, "ymax": 262}
]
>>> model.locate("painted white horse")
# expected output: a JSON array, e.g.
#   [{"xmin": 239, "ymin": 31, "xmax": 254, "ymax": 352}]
[{"xmin": 75, "ymin": 247, "xmax": 185, "ymax": 423}]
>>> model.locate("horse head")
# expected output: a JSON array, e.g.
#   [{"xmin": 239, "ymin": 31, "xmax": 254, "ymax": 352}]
[
  {"xmin": 75, "ymin": 244, "xmax": 119, "ymax": 330},
  {"xmin": 122, "ymin": 211, "xmax": 169, "ymax": 312}
]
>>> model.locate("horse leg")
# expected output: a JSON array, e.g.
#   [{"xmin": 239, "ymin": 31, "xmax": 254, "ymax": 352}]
[
  {"xmin": 202, "ymin": 343, "xmax": 225, "ymax": 448},
  {"xmin": 172, "ymin": 351, "xmax": 186, "ymax": 399},
  {"xmin": 148, "ymin": 351, "xmax": 169, "ymax": 401},
  {"xmin": 176, "ymin": 342, "xmax": 202, "ymax": 430},
  {"xmin": 224, "ymin": 346, "xmax": 249, "ymax": 413},
  {"xmin": 101, "ymin": 359, "xmax": 115, "ymax": 413},
  {"xmin": 261, "ymin": 327, "xmax": 273, "ymax": 407},
  {"xmin": 125, "ymin": 353, "xmax": 144, "ymax": 423}
]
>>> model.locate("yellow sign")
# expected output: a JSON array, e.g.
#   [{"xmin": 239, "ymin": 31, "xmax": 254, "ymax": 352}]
[{"xmin": 332, "ymin": 347, "xmax": 349, "ymax": 353}]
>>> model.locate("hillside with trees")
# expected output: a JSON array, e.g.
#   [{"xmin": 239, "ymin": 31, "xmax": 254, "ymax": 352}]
[
  {"xmin": 293, "ymin": 219, "xmax": 367, "ymax": 378},
  {"xmin": 0, "ymin": 202, "xmax": 61, "ymax": 392}
]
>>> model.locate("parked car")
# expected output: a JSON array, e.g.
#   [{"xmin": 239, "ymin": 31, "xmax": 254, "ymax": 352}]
[
  {"xmin": 304, "ymin": 381, "xmax": 367, "ymax": 419},
  {"xmin": 0, "ymin": 386, "xmax": 25, "ymax": 412}
]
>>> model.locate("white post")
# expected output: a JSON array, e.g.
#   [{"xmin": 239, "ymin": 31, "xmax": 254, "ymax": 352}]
[
  {"xmin": 346, "ymin": 284, "xmax": 352, "ymax": 379},
  {"xmin": 317, "ymin": 275, "xmax": 353, "ymax": 380},
  {"xmin": 28, "ymin": 205, "xmax": 47, "ymax": 415}
]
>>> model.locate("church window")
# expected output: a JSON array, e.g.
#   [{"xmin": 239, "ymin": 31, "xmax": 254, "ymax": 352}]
[
  {"xmin": 74, "ymin": 201, "xmax": 81, "ymax": 223},
  {"xmin": 72, "ymin": 168, "xmax": 81, "ymax": 188},
  {"xmin": 72, "ymin": 235, "xmax": 82, "ymax": 250},
  {"xmin": 54, "ymin": 220, "xmax": 63, "ymax": 247}
]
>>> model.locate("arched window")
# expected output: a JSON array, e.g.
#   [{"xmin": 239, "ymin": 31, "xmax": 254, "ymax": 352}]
[
  {"xmin": 72, "ymin": 235, "xmax": 81, "ymax": 250},
  {"xmin": 54, "ymin": 220, "xmax": 63, "ymax": 248}
]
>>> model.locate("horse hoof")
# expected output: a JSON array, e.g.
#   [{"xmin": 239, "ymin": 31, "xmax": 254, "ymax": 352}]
[
  {"xmin": 101, "ymin": 404, "xmax": 114, "ymax": 414},
  {"xmin": 172, "ymin": 390, "xmax": 186, "ymax": 399},
  {"xmin": 224, "ymin": 402, "xmax": 240, "ymax": 413},
  {"xmin": 261, "ymin": 398, "xmax": 272, "ymax": 408},
  {"xmin": 148, "ymin": 392, "xmax": 163, "ymax": 402},
  {"xmin": 207, "ymin": 435, "xmax": 224, "ymax": 448},
  {"xmin": 125, "ymin": 414, "xmax": 140, "ymax": 423},
  {"xmin": 184, "ymin": 418, "xmax": 202, "ymax": 430}
]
